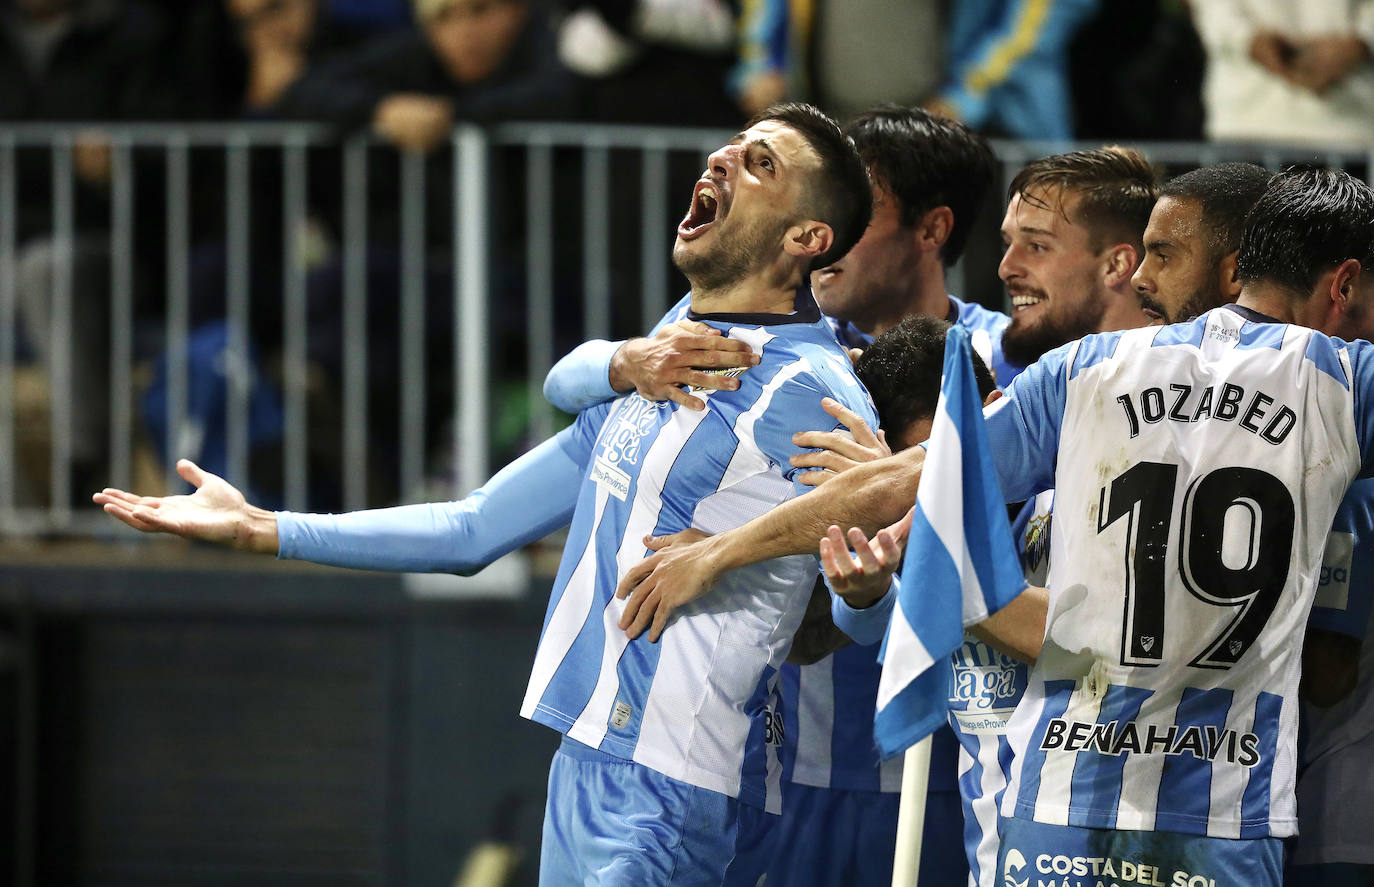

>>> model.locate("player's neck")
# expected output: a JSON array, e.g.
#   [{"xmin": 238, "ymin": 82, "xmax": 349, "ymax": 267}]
[
  {"xmin": 689, "ymin": 265, "xmax": 806, "ymax": 316},
  {"xmin": 851, "ymin": 262, "xmax": 949, "ymax": 339},
  {"xmin": 1235, "ymin": 283, "xmax": 1301, "ymax": 324}
]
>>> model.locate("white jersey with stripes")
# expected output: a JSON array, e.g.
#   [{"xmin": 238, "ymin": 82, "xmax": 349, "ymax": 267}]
[
  {"xmin": 985, "ymin": 304, "xmax": 1374, "ymax": 839},
  {"xmin": 520, "ymin": 297, "xmax": 878, "ymax": 813}
]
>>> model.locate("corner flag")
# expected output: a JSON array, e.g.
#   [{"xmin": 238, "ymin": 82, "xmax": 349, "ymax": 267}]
[{"xmin": 874, "ymin": 325, "xmax": 1027, "ymax": 758}]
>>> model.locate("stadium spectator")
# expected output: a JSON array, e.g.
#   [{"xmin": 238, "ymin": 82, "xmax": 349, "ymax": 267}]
[
  {"xmin": 1192, "ymin": 1, "xmax": 1374, "ymax": 146},
  {"xmin": 558, "ymin": 0, "xmax": 739, "ymax": 127},
  {"xmin": 733, "ymin": 0, "xmax": 942, "ymax": 121},
  {"xmin": 925, "ymin": 0, "xmax": 1099, "ymax": 140},
  {"xmin": 0, "ymin": 0, "xmax": 173, "ymax": 502},
  {"xmin": 276, "ymin": 0, "xmax": 577, "ymax": 150}
]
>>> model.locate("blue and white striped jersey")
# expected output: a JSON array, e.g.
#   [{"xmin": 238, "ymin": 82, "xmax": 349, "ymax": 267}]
[
  {"xmin": 785, "ymin": 294, "xmax": 1017, "ymax": 797},
  {"xmin": 985, "ymin": 304, "xmax": 1374, "ymax": 839},
  {"xmin": 950, "ymin": 489, "xmax": 1048, "ymax": 887},
  {"xmin": 521, "ymin": 299, "xmax": 878, "ymax": 813}
]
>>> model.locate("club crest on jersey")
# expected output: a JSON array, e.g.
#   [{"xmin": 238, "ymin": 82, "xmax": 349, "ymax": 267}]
[
  {"xmin": 1023, "ymin": 510, "xmax": 1052, "ymax": 574},
  {"xmin": 1140, "ymin": 636, "xmax": 1155, "ymax": 652},
  {"xmin": 687, "ymin": 365, "xmax": 748, "ymax": 393}
]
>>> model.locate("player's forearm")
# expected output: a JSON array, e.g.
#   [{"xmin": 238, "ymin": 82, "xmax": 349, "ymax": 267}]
[
  {"xmin": 970, "ymin": 585, "xmax": 1047, "ymax": 665},
  {"xmin": 543, "ymin": 339, "xmax": 624, "ymax": 413},
  {"xmin": 702, "ymin": 447, "xmax": 925, "ymax": 573}
]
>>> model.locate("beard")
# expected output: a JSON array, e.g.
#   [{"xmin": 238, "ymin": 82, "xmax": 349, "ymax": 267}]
[
  {"xmin": 673, "ymin": 214, "xmax": 791, "ymax": 295},
  {"xmin": 1001, "ymin": 288, "xmax": 1101, "ymax": 368},
  {"xmin": 1172, "ymin": 288, "xmax": 1225, "ymax": 324}
]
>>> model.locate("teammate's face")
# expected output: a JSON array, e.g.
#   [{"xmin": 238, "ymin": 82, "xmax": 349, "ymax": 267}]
[
  {"xmin": 1132, "ymin": 196, "xmax": 1226, "ymax": 324},
  {"xmin": 673, "ymin": 120, "xmax": 821, "ymax": 292},
  {"xmin": 811, "ymin": 183, "xmax": 919, "ymax": 334},
  {"xmin": 998, "ymin": 188, "xmax": 1113, "ymax": 366}
]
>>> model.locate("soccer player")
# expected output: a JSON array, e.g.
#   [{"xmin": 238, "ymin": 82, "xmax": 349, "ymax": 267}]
[
  {"xmin": 998, "ymin": 145, "xmax": 1158, "ymax": 369},
  {"xmin": 98, "ymin": 102, "xmax": 875, "ymax": 887},
  {"xmin": 542, "ymin": 105, "xmax": 1006, "ymax": 887},
  {"xmin": 614, "ymin": 167, "xmax": 1374, "ymax": 886},
  {"xmin": 1131, "ymin": 161, "xmax": 1272, "ymax": 325}
]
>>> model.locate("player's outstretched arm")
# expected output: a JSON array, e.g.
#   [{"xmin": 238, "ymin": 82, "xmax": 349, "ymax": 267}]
[
  {"xmin": 616, "ymin": 445, "xmax": 927, "ymax": 641},
  {"xmin": 94, "ymin": 459, "xmax": 279, "ymax": 553}
]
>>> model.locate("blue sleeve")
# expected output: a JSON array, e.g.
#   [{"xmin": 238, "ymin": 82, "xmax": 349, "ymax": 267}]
[
  {"xmin": 541, "ymin": 294, "xmax": 692, "ymax": 414},
  {"xmin": 830, "ymin": 574, "xmax": 896, "ymax": 646},
  {"xmin": 276, "ymin": 428, "xmax": 586, "ymax": 574},
  {"xmin": 1349, "ymin": 340, "xmax": 1374, "ymax": 478},
  {"xmin": 543, "ymin": 339, "xmax": 622, "ymax": 414},
  {"xmin": 1309, "ymin": 479, "xmax": 1374, "ymax": 639},
  {"xmin": 984, "ymin": 342, "xmax": 1071, "ymax": 502}
]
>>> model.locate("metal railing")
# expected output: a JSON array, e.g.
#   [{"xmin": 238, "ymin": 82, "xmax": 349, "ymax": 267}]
[{"xmin": 1, "ymin": 121, "xmax": 1370, "ymax": 537}]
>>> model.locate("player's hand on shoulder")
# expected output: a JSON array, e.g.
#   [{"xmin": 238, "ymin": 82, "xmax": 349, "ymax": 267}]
[
  {"xmin": 609, "ymin": 321, "xmax": 760, "ymax": 411},
  {"xmin": 791, "ymin": 397, "xmax": 890, "ymax": 485},
  {"xmin": 819, "ymin": 507, "xmax": 912, "ymax": 610},
  {"xmin": 615, "ymin": 528, "xmax": 718, "ymax": 642}
]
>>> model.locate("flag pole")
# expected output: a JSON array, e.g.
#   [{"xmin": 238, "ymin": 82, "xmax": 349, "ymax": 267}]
[{"xmin": 890, "ymin": 735, "xmax": 931, "ymax": 886}]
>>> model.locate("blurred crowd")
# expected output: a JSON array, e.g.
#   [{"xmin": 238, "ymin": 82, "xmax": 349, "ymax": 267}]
[{"xmin": 6, "ymin": 0, "xmax": 1374, "ymax": 512}]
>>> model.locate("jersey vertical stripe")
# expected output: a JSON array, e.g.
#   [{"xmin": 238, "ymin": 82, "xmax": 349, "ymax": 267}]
[
  {"xmin": 990, "ymin": 305, "xmax": 1374, "ymax": 838},
  {"xmin": 521, "ymin": 307, "xmax": 879, "ymax": 811}
]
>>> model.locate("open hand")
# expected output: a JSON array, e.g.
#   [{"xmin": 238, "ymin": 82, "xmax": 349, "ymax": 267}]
[
  {"xmin": 818, "ymin": 506, "xmax": 913, "ymax": 609},
  {"xmin": 92, "ymin": 459, "xmax": 277, "ymax": 552}
]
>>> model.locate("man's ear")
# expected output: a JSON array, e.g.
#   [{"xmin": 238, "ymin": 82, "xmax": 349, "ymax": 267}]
[
  {"xmin": 1103, "ymin": 244, "xmax": 1140, "ymax": 289},
  {"xmin": 916, "ymin": 206, "xmax": 954, "ymax": 256},
  {"xmin": 1217, "ymin": 249, "xmax": 1242, "ymax": 301},
  {"xmin": 784, "ymin": 220, "xmax": 835, "ymax": 262},
  {"xmin": 1331, "ymin": 257, "xmax": 1362, "ymax": 313}
]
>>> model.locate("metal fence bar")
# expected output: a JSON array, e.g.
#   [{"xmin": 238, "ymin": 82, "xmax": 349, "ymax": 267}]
[
  {"xmin": 399, "ymin": 150, "xmax": 427, "ymax": 501},
  {"xmin": 165, "ymin": 136, "xmax": 190, "ymax": 496},
  {"xmin": 582, "ymin": 143, "xmax": 611, "ymax": 341},
  {"xmin": 457, "ymin": 127, "xmax": 490, "ymax": 495},
  {"xmin": 108, "ymin": 141, "xmax": 134, "ymax": 495},
  {"xmin": 49, "ymin": 139, "xmax": 74, "ymax": 519},
  {"xmin": 342, "ymin": 137, "xmax": 370, "ymax": 512},
  {"xmin": 640, "ymin": 144, "xmax": 670, "ymax": 328},
  {"xmin": 0, "ymin": 139, "xmax": 14, "ymax": 517},
  {"xmin": 226, "ymin": 138, "xmax": 252, "ymax": 490},
  {"xmin": 525, "ymin": 142, "xmax": 555, "ymax": 444},
  {"xmin": 282, "ymin": 138, "xmax": 309, "ymax": 511}
]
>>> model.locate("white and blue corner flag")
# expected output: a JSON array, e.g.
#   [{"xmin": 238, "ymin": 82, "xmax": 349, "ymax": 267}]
[{"xmin": 874, "ymin": 325, "xmax": 1028, "ymax": 759}]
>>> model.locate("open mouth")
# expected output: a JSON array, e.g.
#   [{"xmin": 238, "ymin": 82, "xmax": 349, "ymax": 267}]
[{"xmin": 678, "ymin": 180, "xmax": 722, "ymax": 240}]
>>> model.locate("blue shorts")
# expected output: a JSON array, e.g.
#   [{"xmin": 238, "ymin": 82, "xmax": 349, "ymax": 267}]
[
  {"xmin": 539, "ymin": 736, "xmax": 777, "ymax": 887},
  {"xmin": 765, "ymin": 783, "xmax": 966, "ymax": 887},
  {"xmin": 997, "ymin": 817, "xmax": 1283, "ymax": 887}
]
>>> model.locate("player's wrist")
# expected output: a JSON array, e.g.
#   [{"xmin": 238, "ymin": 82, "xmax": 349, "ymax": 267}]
[
  {"xmin": 237, "ymin": 506, "xmax": 280, "ymax": 555},
  {"xmin": 607, "ymin": 340, "xmax": 641, "ymax": 394}
]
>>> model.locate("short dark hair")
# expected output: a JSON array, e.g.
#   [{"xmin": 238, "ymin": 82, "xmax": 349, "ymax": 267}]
[
  {"xmin": 1160, "ymin": 162, "xmax": 1271, "ymax": 258},
  {"xmin": 855, "ymin": 316, "xmax": 996, "ymax": 439},
  {"xmin": 845, "ymin": 105, "xmax": 997, "ymax": 266},
  {"xmin": 1237, "ymin": 167, "xmax": 1374, "ymax": 298},
  {"xmin": 1008, "ymin": 146, "xmax": 1159, "ymax": 250},
  {"xmin": 748, "ymin": 102, "xmax": 873, "ymax": 271}
]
